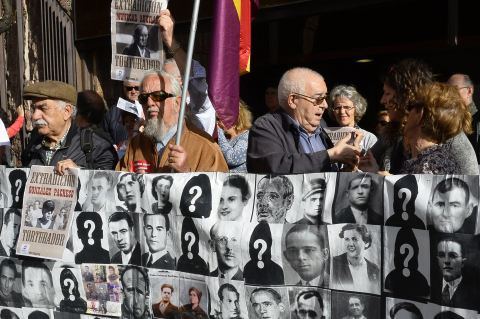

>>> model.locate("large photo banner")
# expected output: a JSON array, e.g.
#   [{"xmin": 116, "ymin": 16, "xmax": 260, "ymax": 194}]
[
  {"xmin": 111, "ymin": 0, "xmax": 167, "ymax": 82},
  {"xmin": 15, "ymin": 166, "xmax": 78, "ymax": 260}
]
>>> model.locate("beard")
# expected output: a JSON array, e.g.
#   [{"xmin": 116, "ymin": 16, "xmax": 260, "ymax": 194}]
[{"xmin": 143, "ymin": 118, "xmax": 172, "ymax": 142}]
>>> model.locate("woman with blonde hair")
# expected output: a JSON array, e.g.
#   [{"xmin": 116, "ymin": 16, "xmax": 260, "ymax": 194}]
[{"xmin": 217, "ymin": 99, "xmax": 253, "ymax": 172}]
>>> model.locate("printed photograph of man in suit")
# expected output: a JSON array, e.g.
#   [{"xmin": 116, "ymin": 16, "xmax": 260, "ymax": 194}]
[
  {"xmin": 431, "ymin": 236, "xmax": 479, "ymax": 311},
  {"xmin": 283, "ymin": 225, "xmax": 329, "ymax": 287},
  {"xmin": 293, "ymin": 290, "xmax": 325, "ymax": 319},
  {"xmin": 142, "ymin": 214, "xmax": 175, "ymax": 270},
  {"xmin": 209, "ymin": 221, "xmax": 243, "ymax": 280},
  {"xmin": 108, "ymin": 212, "xmax": 142, "ymax": 265},
  {"xmin": 152, "ymin": 284, "xmax": 178, "ymax": 318},
  {"xmin": 122, "ymin": 24, "xmax": 151, "ymax": 58}
]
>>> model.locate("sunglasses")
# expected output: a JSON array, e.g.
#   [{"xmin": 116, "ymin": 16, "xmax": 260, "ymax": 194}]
[
  {"xmin": 125, "ymin": 86, "xmax": 139, "ymax": 92},
  {"xmin": 377, "ymin": 120, "xmax": 388, "ymax": 126},
  {"xmin": 138, "ymin": 90, "xmax": 175, "ymax": 104},
  {"xmin": 407, "ymin": 103, "xmax": 423, "ymax": 112}
]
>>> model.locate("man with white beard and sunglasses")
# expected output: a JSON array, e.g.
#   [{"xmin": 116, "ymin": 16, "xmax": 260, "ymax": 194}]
[
  {"xmin": 21, "ymin": 81, "xmax": 118, "ymax": 173},
  {"xmin": 116, "ymin": 69, "xmax": 227, "ymax": 173}
]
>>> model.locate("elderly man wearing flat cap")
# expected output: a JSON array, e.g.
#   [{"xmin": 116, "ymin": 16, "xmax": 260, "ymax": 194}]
[
  {"xmin": 21, "ymin": 81, "xmax": 118, "ymax": 173},
  {"xmin": 296, "ymin": 178, "xmax": 326, "ymax": 225}
]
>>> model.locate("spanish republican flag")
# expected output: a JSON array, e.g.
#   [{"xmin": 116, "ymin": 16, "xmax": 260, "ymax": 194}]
[{"xmin": 208, "ymin": 0, "xmax": 259, "ymax": 129}]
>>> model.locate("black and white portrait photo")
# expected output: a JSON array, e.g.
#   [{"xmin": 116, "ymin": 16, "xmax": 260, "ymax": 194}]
[
  {"xmin": 282, "ymin": 225, "xmax": 330, "ymax": 287},
  {"xmin": 82, "ymin": 171, "xmax": 118, "ymax": 213},
  {"xmin": 81, "ymin": 265, "xmax": 94, "ymax": 282},
  {"xmin": 215, "ymin": 174, "xmax": 254, "ymax": 222},
  {"xmin": 243, "ymin": 222, "xmax": 285, "ymax": 285},
  {"xmin": 107, "ymin": 265, "xmax": 119, "ymax": 283},
  {"xmin": 384, "ymin": 226, "xmax": 430, "ymax": 298},
  {"xmin": 333, "ymin": 173, "xmax": 383, "ymax": 225},
  {"xmin": 329, "ymin": 224, "xmax": 381, "ymax": 295},
  {"xmin": 115, "ymin": 173, "xmax": 147, "ymax": 214},
  {"xmin": 107, "ymin": 212, "xmax": 143, "ymax": 265},
  {"xmin": 208, "ymin": 220, "xmax": 244, "ymax": 280},
  {"xmin": 73, "ymin": 212, "xmax": 110, "ymax": 264},
  {"xmin": 429, "ymin": 233, "xmax": 480, "ymax": 312},
  {"xmin": 386, "ymin": 298, "xmax": 427, "ymax": 319},
  {"xmin": 288, "ymin": 287, "xmax": 331, "ymax": 319},
  {"xmin": 0, "ymin": 168, "xmax": 8, "ymax": 209},
  {"xmin": 178, "ymin": 273, "xmax": 209, "ymax": 319},
  {"xmin": 117, "ymin": 23, "xmax": 161, "ymax": 59},
  {"xmin": 384, "ymin": 175, "xmax": 430, "ymax": 229},
  {"xmin": 426, "ymin": 176, "xmax": 479, "ymax": 234},
  {"xmin": 149, "ymin": 175, "xmax": 174, "ymax": 215},
  {"xmin": 0, "ymin": 258, "xmax": 23, "ymax": 307},
  {"xmin": 76, "ymin": 171, "xmax": 90, "ymax": 211},
  {"xmin": 52, "ymin": 265, "xmax": 87, "ymax": 314},
  {"xmin": 22, "ymin": 309, "xmax": 53, "ymax": 319},
  {"xmin": 6, "ymin": 168, "xmax": 28, "ymax": 209},
  {"xmin": 294, "ymin": 177, "xmax": 326, "ymax": 225},
  {"xmin": 0, "ymin": 209, "xmax": 21, "ymax": 257},
  {"xmin": 21, "ymin": 261, "xmax": 56, "ymax": 308},
  {"xmin": 246, "ymin": 286, "xmax": 290, "ymax": 319},
  {"xmin": 0, "ymin": 307, "xmax": 23, "ymax": 319},
  {"xmin": 176, "ymin": 217, "xmax": 209, "ymax": 275},
  {"xmin": 205, "ymin": 278, "xmax": 247, "ymax": 319},
  {"xmin": 149, "ymin": 270, "xmax": 180, "ymax": 319},
  {"xmin": 331, "ymin": 291, "xmax": 380, "ymax": 319},
  {"xmin": 429, "ymin": 304, "xmax": 476, "ymax": 319},
  {"xmin": 141, "ymin": 213, "xmax": 175, "ymax": 270}
]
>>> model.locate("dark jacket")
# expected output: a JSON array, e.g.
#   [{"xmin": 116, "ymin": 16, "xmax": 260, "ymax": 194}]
[
  {"xmin": 22, "ymin": 124, "xmax": 118, "ymax": 169},
  {"xmin": 335, "ymin": 206, "xmax": 383, "ymax": 225},
  {"xmin": 467, "ymin": 102, "xmax": 480, "ymax": 164},
  {"xmin": 209, "ymin": 268, "xmax": 243, "ymax": 280},
  {"xmin": 332, "ymin": 253, "xmax": 379, "ymax": 287},
  {"xmin": 122, "ymin": 43, "xmax": 151, "ymax": 58},
  {"xmin": 141, "ymin": 251, "xmax": 175, "ymax": 270},
  {"xmin": 153, "ymin": 302, "xmax": 179, "ymax": 318},
  {"xmin": 247, "ymin": 109, "xmax": 334, "ymax": 174},
  {"xmin": 111, "ymin": 242, "xmax": 142, "ymax": 265},
  {"xmin": 104, "ymin": 105, "xmax": 129, "ymax": 145},
  {"xmin": 431, "ymin": 278, "xmax": 480, "ymax": 311}
]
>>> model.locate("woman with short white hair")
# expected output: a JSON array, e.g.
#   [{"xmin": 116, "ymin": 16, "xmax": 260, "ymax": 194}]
[{"xmin": 328, "ymin": 85, "xmax": 377, "ymax": 152}]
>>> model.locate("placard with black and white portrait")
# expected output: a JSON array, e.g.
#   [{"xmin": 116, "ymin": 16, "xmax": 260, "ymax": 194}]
[
  {"xmin": 205, "ymin": 277, "xmax": 248, "ymax": 319},
  {"xmin": 22, "ymin": 308, "xmax": 53, "ymax": 319},
  {"xmin": 116, "ymin": 23, "xmax": 162, "ymax": 59},
  {"xmin": 206, "ymin": 219, "xmax": 245, "ymax": 281},
  {"xmin": 21, "ymin": 260, "xmax": 56, "ymax": 308},
  {"xmin": 0, "ymin": 258, "xmax": 23, "ymax": 308},
  {"xmin": 212, "ymin": 172, "xmax": 255, "ymax": 223},
  {"xmin": 144, "ymin": 173, "xmax": 176, "ymax": 215},
  {"xmin": 281, "ymin": 224, "xmax": 330, "ymax": 288},
  {"xmin": 0, "ymin": 209, "xmax": 21, "ymax": 258},
  {"xmin": 242, "ymin": 222, "xmax": 285, "ymax": 285},
  {"xmin": 106, "ymin": 211, "xmax": 144, "ymax": 266},
  {"xmin": 149, "ymin": 269, "xmax": 180, "ymax": 319},
  {"xmin": 331, "ymin": 291, "xmax": 380, "ymax": 319},
  {"xmin": 252, "ymin": 174, "xmax": 302, "ymax": 224},
  {"xmin": 82, "ymin": 171, "xmax": 120, "ymax": 213},
  {"xmin": 0, "ymin": 307, "xmax": 23, "ymax": 319},
  {"xmin": 426, "ymin": 175, "xmax": 479, "ymax": 234},
  {"xmin": 115, "ymin": 172, "xmax": 149, "ymax": 214},
  {"xmin": 384, "ymin": 226, "xmax": 430, "ymax": 298},
  {"xmin": 429, "ymin": 232, "xmax": 480, "ymax": 312},
  {"xmin": 118, "ymin": 265, "xmax": 150, "ymax": 319},
  {"xmin": 72, "ymin": 211, "xmax": 110, "ymax": 264},
  {"xmin": 52, "ymin": 263, "xmax": 87, "ymax": 314},
  {"xmin": 428, "ymin": 303, "xmax": 477, "ymax": 319},
  {"xmin": 332, "ymin": 173, "xmax": 384, "ymax": 225},
  {"xmin": 6, "ymin": 168, "xmax": 28, "ymax": 209},
  {"xmin": 384, "ymin": 175, "xmax": 433, "ymax": 229},
  {"xmin": 178, "ymin": 272, "xmax": 208, "ymax": 319},
  {"xmin": 328, "ymin": 224, "xmax": 381, "ymax": 295},
  {"xmin": 175, "ymin": 217, "xmax": 209, "ymax": 276},
  {"xmin": 288, "ymin": 287, "xmax": 330, "ymax": 319},
  {"xmin": 245, "ymin": 286, "xmax": 290, "ymax": 319},
  {"xmin": 386, "ymin": 298, "xmax": 427, "ymax": 319}
]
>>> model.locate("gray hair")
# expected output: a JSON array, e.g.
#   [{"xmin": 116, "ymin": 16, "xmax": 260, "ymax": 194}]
[
  {"xmin": 327, "ymin": 85, "xmax": 367, "ymax": 123},
  {"xmin": 278, "ymin": 68, "xmax": 324, "ymax": 109},
  {"xmin": 57, "ymin": 100, "xmax": 77, "ymax": 120},
  {"xmin": 163, "ymin": 59, "xmax": 182, "ymax": 81},
  {"xmin": 458, "ymin": 74, "xmax": 474, "ymax": 88},
  {"xmin": 141, "ymin": 69, "xmax": 182, "ymax": 97}
]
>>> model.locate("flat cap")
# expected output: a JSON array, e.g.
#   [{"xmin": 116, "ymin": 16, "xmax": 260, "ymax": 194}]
[
  {"xmin": 23, "ymin": 80, "xmax": 77, "ymax": 105},
  {"xmin": 42, "ymin": 200, "xmax": 55, "ymax": 212},
  {"xmin": 302, "ymin": 178, "xmax": 326, "ymax": 200}
]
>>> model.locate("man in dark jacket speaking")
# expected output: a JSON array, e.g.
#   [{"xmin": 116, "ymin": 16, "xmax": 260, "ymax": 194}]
[
  {"xmin": 247, "ymin": 67, "xmax": 363, "ymax": 174},
  {"xmin": 21, "ymin": 80, "xmax": 118, "ymax": 173}
]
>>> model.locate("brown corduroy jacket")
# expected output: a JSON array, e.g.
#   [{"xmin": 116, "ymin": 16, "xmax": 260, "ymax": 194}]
[{"xmin": 116, "ymin": 121, "xmax": 228, "ymax": 173}]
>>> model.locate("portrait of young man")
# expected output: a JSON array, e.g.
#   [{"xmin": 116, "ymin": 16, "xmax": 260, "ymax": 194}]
[
  {"xmin": 108, "ymin": 212, "xmax": 142, "ymax": 265},
  {"xmin": 152, "ymin": 283, "xmax": 178, "ymax": 318},
  {"xmin": 142, "ymin": 214, "xmax": 175, "ymax": 270},
  {"xmin": 0, "ymin": 258, "xmax": 23, "ymax": 307},
  {"xmin": 21, "ymin": 261, "xmax": 56, "ymax": 308}
]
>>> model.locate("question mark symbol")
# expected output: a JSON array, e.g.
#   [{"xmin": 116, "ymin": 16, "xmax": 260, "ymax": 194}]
[
  {"xmin": 84, "ymin": 220, "xmax": 95, "ymax": 245},
  {"xmin": 63, "ymin": 278, "xmax": 76, "ymax": 301},
  {"xmin": 398, "ymin": 188, "xmax": 412, "ymax": 221},
  {"xmin": 188, "ymin": 186, "xmax": 202, "ymax": 213},
  {"xmin": 185, "ymin": 232, "xmax": 195, "ymax": 260},
  {"xmin": 254, "ymin": 239, "xmax": 267, "ymax": 269},
  {"xmin": 400, "ymin": 243, "xmax": 414, "ymax": 277},
  {"xmin": 15, "ymin": 179, "xmax": 22, "ymax": 202}
]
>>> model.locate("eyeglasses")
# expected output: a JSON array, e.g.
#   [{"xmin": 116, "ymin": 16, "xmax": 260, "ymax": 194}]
[
  {"xmin": 333, "ymin": 105, "xmax": 355, "ymax": 112},
  {"xmin": 407, "ymin": 103, "xmax": 423, "ymax": 112},
  {"xmin": 377, "ymin": 120, "xmax": 388, "ymax": 127},
  {"xmin": 125, "ymin": 86, "xmax": 139, "ymax": 92},
  {"xmin": 138, "ymin": 90, "xmax": 176, "ymax": 104},
  {"xmin": 294, "ymin": 93, "xmax": 328, "ymax": 105}
]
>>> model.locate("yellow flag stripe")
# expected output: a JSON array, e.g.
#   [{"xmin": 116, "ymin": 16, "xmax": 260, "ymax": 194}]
[{"xmin": 233, "ymin": 0, "xmax": 241, "ymax": 21}]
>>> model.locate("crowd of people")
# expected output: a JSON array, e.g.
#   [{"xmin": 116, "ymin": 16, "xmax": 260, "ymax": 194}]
[{"xmin": 0, "ymin": 10, "xmax": 477, "ymax": 177}]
